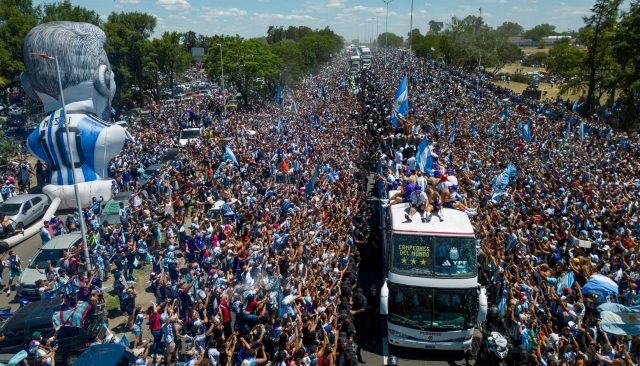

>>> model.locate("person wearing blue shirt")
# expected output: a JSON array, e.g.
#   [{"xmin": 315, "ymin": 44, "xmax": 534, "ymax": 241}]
[{"xmin": 91, "ymin": 195, "xmax": 103, "ymax": 216}]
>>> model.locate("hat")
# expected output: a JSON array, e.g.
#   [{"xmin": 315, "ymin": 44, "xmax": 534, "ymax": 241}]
[
  {"xmin": 414, "ymin": 185, "xmax": 422, "ymax": 191},
  {"xmin": 32, "ymin": 331, "xmax": 41, "ymax": 340},
  {"xmin": 404, "ymin": 170, "xmax": 412, "ymax": 176},
  {"xmin": 50, "ymin": 215, "xmax": 56, "ymax": 219},
  {"xmin": 43, "ymin": 220, "xmax": 49, "ymax": 224},
  {"xmin": 446, "ymin": 168, "xmax": 454, "ymax": 174},
  {"xmin": 339, "ymin": 332, "xmax": 347, "ymax": 342},
  {"xmin": 440, "ymin": 174, "xmax": 448, "ymax": 182},
  {"xmin": 562, "ymin": 287, "xmax": 572, "ymax": 295}
]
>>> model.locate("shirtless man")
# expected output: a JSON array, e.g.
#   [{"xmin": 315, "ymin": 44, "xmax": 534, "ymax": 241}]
[
  {"xmin": 0, "ymin": 212, "xmax": 23, "ymax": 236},
  {"xmin": 407, "ymin": 185, "xmax": 428, "ymax": 222}
]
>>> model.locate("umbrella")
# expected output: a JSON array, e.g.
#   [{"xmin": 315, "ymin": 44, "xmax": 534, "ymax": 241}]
[{"xmin": 582, "ymin": 274, "xmax": 618, "ymax": 296}]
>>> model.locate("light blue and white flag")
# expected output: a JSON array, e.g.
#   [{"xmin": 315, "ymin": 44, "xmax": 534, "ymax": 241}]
[
  {"xmin": 224, "ymin": 145, "xmax": 239, "ymax": 165},
  {"xmin": 598, "ymin": 303, "xmax": 640, "ymax": 335},
  {"xmin": 580, "ymin": 119, "xmax": 584, "ymax": 141},
  {"xmin": 415, "ymin": 135, "xmax": 433, "ymax": 175},
  {"xmin": 391, "ymin": 75, "xmax": 408, "ymax": 128},
  {"xmin": 520, "ymin": 120, "xmax": 532, "ymax": 142}
]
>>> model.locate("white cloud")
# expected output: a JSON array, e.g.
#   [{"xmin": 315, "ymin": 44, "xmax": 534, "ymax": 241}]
[
  {"xmin": 499, "ymin": 0, "xmax": 507, "ymax": 3},
  {"xmin": 253, "ymin": 13, "xmax": 314, "ymax": 20},
  {"xmin": 156, "ymin": 0, "xmax": 190, "ymax": 10},
  {"xmin": 511, "ymin": 6, "xmax": 536, "ymax": 12},
  {"xmin": 424, "ymin": 2, "xmax": 432, "ymax": 6},
  {"xmin": 257, "ymin": 0, "xmax": 269, "ymax": 2},
  {"xmin": 100, "ymin": 14, "xmax": 108, "ymax": 21},
  {"xmin": 551, "ymin": 4, "xmax": 589, "ymax": 15},
  {"xmin": 120, "ymin": 0, "xmax": 140, "ymax": 3},
  {"xmin": 343, "ymin": 5, "xmax": 387, "ymax": 14},
  {"xmin": 292, "ymin": 9, "xmax": 313, "ymax": 13},
  {"xmin": 168, "ymin": 14, "xmax": 188, "ymax": 20},
  {"xmin": 419, "ymin": 9, "xmax": 427, "ymax": 13},
  {"xmin": 327, "ymin": 0, "xmax": 347, "ymax": 8},
  {"xmin": 202, "ymin": 7, "xmax": 247, "ymax": 18},
  {"xmin": 114, "ymin": 4, "xmax": 122, "ymax": 8}
]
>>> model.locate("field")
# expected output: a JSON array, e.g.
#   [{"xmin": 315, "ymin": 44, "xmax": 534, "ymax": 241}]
[
  {"xmin": 520, "ymin": 46, "xmax": 549, "ymax": 54},
  {"xmin": 493, "ymin": 80, "xmax": 564, "ymax": 100}
]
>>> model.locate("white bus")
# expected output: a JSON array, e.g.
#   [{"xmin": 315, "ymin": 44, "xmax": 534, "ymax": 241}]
[{"xmin": 379, "ymin": 192, "xmax": 486, "ymax": 351}]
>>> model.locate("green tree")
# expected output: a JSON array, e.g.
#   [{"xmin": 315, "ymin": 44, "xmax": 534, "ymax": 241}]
[
  {"xmin": 151, "ymin": 31, "xmax": 192, "ymax": 101},
  {"xmin": 298, "ymin": 33, "xmax": 336, "ymax": 70},
  {"xmin": 548, "ymin": 42, "xmax": 587, "ymax": 77},
  {"xmin": 523, "ymin": 24, "xmax": 557, "ymax": 41},
  {"xmin": 537, "ymin": 40, "xmax": 547, "ymax": 49},
  {"xmin": 493, "ymin": 41, "xmax": 524, "ymax": 73},
  {"xmin": 0, "ymin": 0, "xmax": 38, "ymax": 80},
  {"xmin": 377, "ymin": 32, "xmax": 403, "ymax": 48},
  {"xmin": 496, "ymin": 21, "xmax": 524, "ymax": 37},
  {"xmin": 103, "ymin": 11, "xmax": 157, "ymax": 108},
  {"xmin": 35, "ymin": 0, "xmax": 102, "ymax": 26},
  {"xmin": 269, "ymin": 40, "xmax": 304, "ymax": 86},
  {"xmin": 611, "ymin": 0, "xmax": 640, "ymax": 129},
  {"xmin": 428, "ymin": 20, "xmax": 443, "ymax": 35},
  {"xmin": 413, "ymin": 34, "xmax": 441, "ymax": 59},
  {"xmin": 203, "ymin": 36, "xmax": 281, "ymax": 106},
  {"xmin": 442, "ymin": 16, "xmax": 497, "ymax": 68},
  {"xmin": 522, "ymin": 52, "xmax": 549, "ymax": 67},
  {"xmin": 582, "ymin": 0, "xmax": 623, "ymax": 111},
  {"xmin": 0, "ymin": 130, "xmax": 18, "ymax": 166}
]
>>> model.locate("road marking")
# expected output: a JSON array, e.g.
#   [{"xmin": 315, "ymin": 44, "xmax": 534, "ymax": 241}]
[{"xmin": 382, "ymin": 337, "xmax": 389, "ymax": 365}]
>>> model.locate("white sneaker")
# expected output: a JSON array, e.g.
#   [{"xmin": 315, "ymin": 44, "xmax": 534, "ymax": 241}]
[
  {"xmin": 6, "ymin": 289, "xmax": 10, "ymax": 294},
  {"xmin": 381, "ymin": 199, "xmax": 389, "ymax": 203},
  {"xmin": 381, "ymin": 203, "xmax": 390, "ymax": 208}
]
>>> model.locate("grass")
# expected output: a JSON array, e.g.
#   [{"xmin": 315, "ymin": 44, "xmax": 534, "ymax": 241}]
[
  {"xmin": 103, "ymin": 262, "xmax": 154, "ymax": 314},
  {"xmin": 493, "ymin": 80, "xmax": 564, "ymax": 100},
  {"xmin": 499, "ymin": 63, "xmax": 546, "ymax": 75}
]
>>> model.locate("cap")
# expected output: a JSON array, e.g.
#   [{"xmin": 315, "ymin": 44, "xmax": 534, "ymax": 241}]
[
  {"xmin": 32, "ymin": 331, "xmax": 41, "ymax": 340},
  {"xmin": 440, "ymin": 174, "xmax": 448, "ymax": 182},
  {"xmin": 43, "ymin": 220, "xmax": 49, "ymax": 224}
]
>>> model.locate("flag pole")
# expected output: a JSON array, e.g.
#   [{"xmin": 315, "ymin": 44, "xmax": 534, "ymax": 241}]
[{"xmin": 407, "ymin": 0, "xmax": 414, "ymax": 116}]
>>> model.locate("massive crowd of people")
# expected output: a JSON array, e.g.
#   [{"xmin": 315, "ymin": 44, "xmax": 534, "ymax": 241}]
[{"xmin": 1, "ymin": 49, "xmax": 639, "ymax": 366}]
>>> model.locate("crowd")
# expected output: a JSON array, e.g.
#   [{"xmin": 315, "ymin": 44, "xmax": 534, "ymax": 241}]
[{"xmin": 1, "ymin": 48, "xmax": 639, "ymax": 366}]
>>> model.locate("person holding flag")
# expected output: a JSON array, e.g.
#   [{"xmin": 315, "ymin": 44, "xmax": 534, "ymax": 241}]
[{"xmin": 391, "ymin": 75, "xmax": 408, "ymax": 128}]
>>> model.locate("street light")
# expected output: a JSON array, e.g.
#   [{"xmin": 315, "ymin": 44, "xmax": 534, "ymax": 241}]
[
  {"xmin": 217, "ymin": 44, "xmax": 226, "ymax": 117},
  {"xmin": 375, "ymin": 11, "xmax": 382, "ymax": 50},
  {"xmin": 382, "ymin": 0, "xmax": 395, "ymax": 66},
  {"xmin": 30, "ymin": 52, "xmax": 91, "ymax": 272}
]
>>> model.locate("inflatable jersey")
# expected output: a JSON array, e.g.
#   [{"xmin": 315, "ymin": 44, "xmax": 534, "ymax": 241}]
[{"xmin": 21, "ymin": 21, "xmax": 127, "ymax": 209}]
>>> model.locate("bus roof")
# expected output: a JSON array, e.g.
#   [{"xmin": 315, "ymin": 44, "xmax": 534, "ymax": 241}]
[{"xmin": 388, "ymin": 194, "xmax": 475, "ymax": 237}]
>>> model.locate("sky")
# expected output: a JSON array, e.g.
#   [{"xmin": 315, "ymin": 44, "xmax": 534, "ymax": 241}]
[{"xmin": 34, "ymin": 0, "xmax": 592, "ymax": 41}]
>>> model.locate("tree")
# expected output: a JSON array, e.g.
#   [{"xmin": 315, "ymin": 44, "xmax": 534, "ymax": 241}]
[
  {"xmin": 103, "ymin": 11, "xmax": 157, "ymax": 108},
  {"xmin": 413, "ymin": 34, "xmax": 441, "ymax": 59},
  {"xmin": 0, "ymin": 0, "xmax": 38, "ymax": 80},
  {"xmin": 522, "ymin": 24, "xmax": 557, "ymax": 41},
  {"xmin": 582, "ymin": 0, "xmax": 623, "ymax": 111},
  {"xmin": 151, "ymin": 31, "xmax": 192, "ymax": 101},
  {"xmin": 0, "ymin": 130, "xmax": 18, "ymax": 166},
  {"xmin": 548, "ymin": 43, "xmax": 587, "ymax": 76},
  {"xmin": 269, "ymin": 40, "xmax": 304, "ymax": 86},
  {"xmin": 428, "ymin": 20, "xmax": 443, "ymax": 35},
  {"xmin": 35, "ymin": 0, "xmax": 102, "ymax": 26},
  {"xmin": 496, "ymin": 21, "xmax": 524, "ymax": 37},
  {"xmin": 611, "ymin": 0, "xmax": 640, "ymax": 129},
  {"xmin": 522, "ymin": 52, "xmax": 549, "ymax": 67},
  {"xmin": 537, "ymin": 40, "xmax": 547, "ymax": 49},
  {"xmin": 298, "ymin": 33, "xmax": 336, "ymax": 70},
  {"xmin": 493, "ymin": 41, "xmax": 524, "ymax": 73},
  {"xmin": 377, "ymin": 32, "xmax": 403, "ymax": 48},
  {"xmin": 441, "ymin": 16, "xmax": 497, "ymax": 68},
  {"xmin": 203, "ymin": 36, "xmax": 281, "ymax": 106}
]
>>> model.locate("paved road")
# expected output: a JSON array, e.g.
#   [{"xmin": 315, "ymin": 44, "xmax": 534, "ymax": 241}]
[{"xmin": 0, "ymin": 230, "xmax": 42, "ymax": 307}]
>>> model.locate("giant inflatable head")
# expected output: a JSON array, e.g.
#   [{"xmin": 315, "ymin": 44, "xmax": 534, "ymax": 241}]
[{"xmin": 22, "ymin": 21, "xmax": 127, "ymax": 209}]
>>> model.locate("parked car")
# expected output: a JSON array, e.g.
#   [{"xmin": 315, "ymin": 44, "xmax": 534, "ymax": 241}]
[
  {"xmin": 16, "ymin": 232, "xmax": 83, "ymax": 300},
  {"xmin": 0, "ymin": 194, "xmax": 50, "ymax": 237},
  {"xmin": 179, "ymin": 128, "xmax": 202, "ymax": 146},
  {"xmin": 0, "ymin": 297, "xmax": 107, "ymax": 366},
  {"xmin": 71, "ymin": 344, "xmax": 135, "ymax": 366}
]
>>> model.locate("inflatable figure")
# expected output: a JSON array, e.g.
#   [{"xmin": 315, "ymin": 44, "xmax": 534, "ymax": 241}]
[{"xmin": 21, "ymin": 22, "xmax": 127, "ymax": 209}]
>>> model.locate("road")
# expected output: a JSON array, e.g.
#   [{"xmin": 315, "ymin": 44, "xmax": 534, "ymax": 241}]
[{"xmin": 0, "ymin": 225, "xmax": 476, "ymax": 366}]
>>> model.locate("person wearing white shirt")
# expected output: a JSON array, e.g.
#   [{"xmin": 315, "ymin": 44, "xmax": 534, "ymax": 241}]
[
  {"xmin": 406, "ymin": 156, "xmax": 416, "ymax": 171},
  {"xmin": 407, "ymin": 185, "xmax": 428, "ymax": 222}
]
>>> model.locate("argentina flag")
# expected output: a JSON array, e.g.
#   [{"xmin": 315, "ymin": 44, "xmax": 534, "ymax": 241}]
[
  {"xmin": 223, "ymin": 145, "xmax": 239, "ymax": 165},
  {"xmin": 391, "ymin": 75, "xmax": 408, "ymax": 128}
]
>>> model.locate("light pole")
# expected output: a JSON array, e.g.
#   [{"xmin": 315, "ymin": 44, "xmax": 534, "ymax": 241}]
[
  {"xmin": 375, "ymin": 11, "xmax": 382, "ymax": 50},
  {"xmin": 217, "ymin": 44, "xmax": 226, "ymax": 117},
  {"xmin": 369, "ymin": 18, "xmax": 375, "ymax": 45},
  {"xmin": 382, "ymin": 0, "xmax": 395, "ymax": 65},
  {"xmin": 31, "ymin": 52, "xmax": 91, "ymax": 272}
]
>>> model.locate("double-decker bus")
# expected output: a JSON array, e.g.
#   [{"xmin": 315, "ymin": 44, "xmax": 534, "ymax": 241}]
[{"xmin": 379, "ymin": 192, "xmax": 487, "ymax": 351}]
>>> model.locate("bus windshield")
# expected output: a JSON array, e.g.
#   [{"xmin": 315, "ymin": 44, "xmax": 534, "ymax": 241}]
[
  {"xmin": 388, "ymin": 283, "xmax": 478, "ymax": 331},
  {"xmin": 391, "ymin": 234, "xmax": 476, "ymax": 277}
]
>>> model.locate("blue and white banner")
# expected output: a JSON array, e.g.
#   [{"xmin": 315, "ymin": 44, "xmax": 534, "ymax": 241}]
[{"xmin": 391, "ymin": 75, "xmax": 408, "ymax": 128}]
